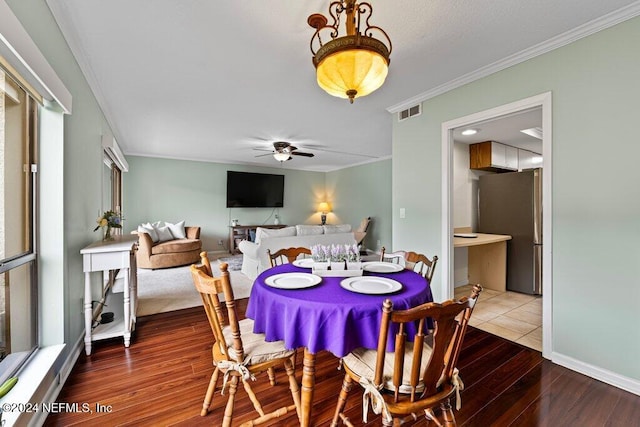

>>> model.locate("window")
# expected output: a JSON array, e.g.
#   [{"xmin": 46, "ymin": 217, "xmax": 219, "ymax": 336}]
[
  {"xmin": 0, "ymin": 65, "xmax": 39, "ymax": 383},
  {"xmin": 103, "ymin": 154, "xmax": 122, "ymax": 213}
]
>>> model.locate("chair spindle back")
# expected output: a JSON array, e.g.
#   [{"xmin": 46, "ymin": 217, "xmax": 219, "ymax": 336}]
[
  {"xmin": 268, "ymin": 247, "xmax": 311, "ymax": 267},
  {"xmin": 376, "ymin": 284, "xmax": 482, "ymax": 403},
  {"xmin": 190, "ymin": 252, "xmax": 245, "ymax": 363}
]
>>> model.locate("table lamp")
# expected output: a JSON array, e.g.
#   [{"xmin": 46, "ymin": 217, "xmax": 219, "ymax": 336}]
[{"xmin": 318, "ymin": 202, "xmax": 331, "ymax": 225}]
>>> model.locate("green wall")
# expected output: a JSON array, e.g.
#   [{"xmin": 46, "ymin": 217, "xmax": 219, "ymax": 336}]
[
  {"xmin": 393, "ymin": 17, "xmax": 640, "ymax": 380},
  {"xmin": 124, "ymin": 156, "xmax": 392, "ymax": 253},
  {"xmin": 7, "ymin": 0, "xmax": 116, "ymax": 368},
  {"xmin": 6, "ymin": 0, "xmax": 395, "ymax": 376},
  {"xmin": 12, "ymin": 0, "xmax": 639, "ymax": 398},
  {"xmin": 326, "ymin": 159, "xmax": 392, "ymax": 252}
]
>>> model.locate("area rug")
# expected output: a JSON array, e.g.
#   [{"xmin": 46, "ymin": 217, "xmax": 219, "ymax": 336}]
[
  {"xmin": 113, "ymin": 253, "xmax": 252, "ymax": 316},
  {"xmin": 217, "ymin": 254, "xmax": 244, "ymax": 271}
]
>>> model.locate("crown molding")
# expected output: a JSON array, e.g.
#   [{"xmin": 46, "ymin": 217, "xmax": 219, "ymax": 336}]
[
  {"xmin": 46, "ymin": 0, "xmax": 123, "ymax": 143},
  {"xmin": 387, "ymin": 1, "xmax": 640, "ymax": 113},
  {"xmin": 324, "ymin": 155, "xmax": 392, "ymax": 172},
  {"xmin": 125, "ymin": 151, "xmax": 391, "ymax": 173},
  {"xmin": 0, "ymin": 0, "xmax": 71, "ymax": 112}
]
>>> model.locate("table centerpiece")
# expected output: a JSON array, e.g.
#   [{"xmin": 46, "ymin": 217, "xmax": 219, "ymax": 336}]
[{"xmin": 310, "ymin": 243, "xmax": 363, "ymax": 277}]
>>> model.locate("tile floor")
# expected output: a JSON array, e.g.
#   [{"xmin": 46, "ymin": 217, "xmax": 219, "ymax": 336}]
[{"xmin": 455, "ymin": 284, "xmax": 542, "ymax": 352}]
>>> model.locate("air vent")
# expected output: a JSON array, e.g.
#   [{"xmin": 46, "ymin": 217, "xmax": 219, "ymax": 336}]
[{"xmin": 398, "ymin": 104, "xmax": 421, "ymax": 121}]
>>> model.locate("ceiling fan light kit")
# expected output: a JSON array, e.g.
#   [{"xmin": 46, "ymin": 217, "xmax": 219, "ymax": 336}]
[
  {"xmin": 265, "ymin": 141, "xmax": 315, "ymax": 162},
  {"xmin": 308, "ymin": 0, "xmax": 392, "ymax": 104},
  {"xmin": 273, "ymin": 152, "xmax": 291, "ymax": 162}
]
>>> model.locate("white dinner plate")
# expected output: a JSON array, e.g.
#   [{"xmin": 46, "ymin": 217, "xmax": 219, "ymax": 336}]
[
  {"xmin": 362, "ymin": 261, "xmax": 404, "ymax": 273},
  {"xmin": 292, "ymin": 258, "xmax": 315, "ymax": 268},
  {"xmin": 340, "ymin": 276, "xmax": 402, "ymax": 295},
  {"xmin": 264, "ymin": 273, "xmax": 322, "ymax": 289}
]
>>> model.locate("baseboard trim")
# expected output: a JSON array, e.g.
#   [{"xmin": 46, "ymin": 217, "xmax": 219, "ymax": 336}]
[
  {"xmin": 454, "ymin": 280, "xmax": 470, "ymax": 288},
  {"xmin": 59, "ymin": 333, "xmax": 85, "ymax": 388},
  {"xmin": 552, "ymin": 351, "xmax": 640, "ymax": 396},
  {"xmin": 28, "ymin": 334, "xmax": 84, "ymax": 425}
]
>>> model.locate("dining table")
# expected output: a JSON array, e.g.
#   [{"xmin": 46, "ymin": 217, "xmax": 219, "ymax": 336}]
[{"xmin": 245, "ymin": 262, "xmax": 433, "ymax": 426}]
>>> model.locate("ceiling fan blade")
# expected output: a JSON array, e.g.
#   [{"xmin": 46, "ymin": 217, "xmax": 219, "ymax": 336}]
[
  {"xmin": 291, "ymin": 151, "xmax": 314, "ymax": 157},
  {"xmin": 303, "ymin": 146, "xmax": 378, "ymax": 158},
  {"xmin": 254, "ymin": 152, "xmax": 274, "ymax": 158}
]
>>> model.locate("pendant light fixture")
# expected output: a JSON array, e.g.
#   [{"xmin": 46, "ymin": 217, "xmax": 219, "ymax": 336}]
[{"xmin": 308, "ymin": 0, "xmax": 392, "ymax": 104}]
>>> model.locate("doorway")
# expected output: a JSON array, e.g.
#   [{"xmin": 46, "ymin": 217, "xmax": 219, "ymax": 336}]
[{"xmin": 441, "ymin": 92, "xmax": 552, "ymax": 359}]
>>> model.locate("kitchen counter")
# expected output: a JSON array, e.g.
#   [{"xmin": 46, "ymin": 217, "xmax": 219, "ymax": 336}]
[
  {"xmin": 454, "ymin": 233, "xmax": 511, "ymax": 248},
  {"xmin": 454, "ymin": 232, "xmax": 512, "ymax": 292}
]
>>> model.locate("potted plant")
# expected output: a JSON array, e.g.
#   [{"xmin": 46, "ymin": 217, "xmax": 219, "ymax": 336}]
[
  {"xmin": 311, "ymin": 244, "xmax": 330, "ymax": 270},
  {"xmin": 94, "ymin": 210, "xmax": 123, "ymax": 241}
]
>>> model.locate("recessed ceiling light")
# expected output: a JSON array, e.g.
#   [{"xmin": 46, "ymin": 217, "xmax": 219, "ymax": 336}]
[
  {"xmin": 521, "ymin": 127, "xmax": 543, "ymax": 140},
  {"xmin": 461, "ymin": 128, "xmax": 478, "ymax": 136}
]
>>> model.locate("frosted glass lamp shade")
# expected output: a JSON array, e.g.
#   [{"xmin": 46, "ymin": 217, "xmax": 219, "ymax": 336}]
[
  {"xmin": 308, "ymin": 1, "xmax": 392, "ymax": 103},
  {"xmin": 316, "ymin": 49, "xmax": 388, "ymax": 102},
  {"xmin": 273, "ymin": 152, "xmax": 291, "ymax": 162}
]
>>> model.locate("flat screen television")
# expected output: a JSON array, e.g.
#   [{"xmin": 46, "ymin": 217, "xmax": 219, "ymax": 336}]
[{"xmin": 226, "ymin": 171, "xmax": 285, "ymax": 208}]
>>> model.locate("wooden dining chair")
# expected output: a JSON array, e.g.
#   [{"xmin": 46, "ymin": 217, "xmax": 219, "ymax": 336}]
[
  {"xmin": 379, "ymin": 246, "xmax": 407, "ymax": 264},
  {"xmin": 267, "ymin": 247, "xmax": 311, "ymax": 267},
  {"xmin": 405, "ymin": 251, "xmax": 439, "ymax": 283},
  {"xmin": 380, "ymin": 247, "xmax": 439, "ymax": 283},
  {"xmin": 331, "ymin": 284, "xmax": 482, "ymax": 427},
  {"xmin": 190, "ymin": 252, "xmax": 301, "ymax": 426}
]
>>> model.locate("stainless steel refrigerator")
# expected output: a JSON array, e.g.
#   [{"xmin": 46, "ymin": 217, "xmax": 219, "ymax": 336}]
[{"xmin": 478, "ymin": 169, "xmax": 542, "ymax": 295}]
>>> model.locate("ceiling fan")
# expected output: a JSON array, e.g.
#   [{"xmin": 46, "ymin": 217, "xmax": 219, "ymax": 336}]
[{"xmin": 254, "ymin": 141, "xmax": 315, "ymax": 162}]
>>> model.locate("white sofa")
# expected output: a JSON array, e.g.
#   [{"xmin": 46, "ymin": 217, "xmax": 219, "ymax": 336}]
[{"xmin": 238, "ymin": 224, "xmax": 357, "ymax": 279}]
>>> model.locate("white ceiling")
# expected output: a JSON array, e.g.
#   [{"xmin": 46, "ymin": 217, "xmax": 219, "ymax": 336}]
[
  {"xmin": 46, "ymin": 0, "xmax": 637, "ymax": 172},
  {"xmin": 453, "ymin": 108, "xmax": 543, "ymax": 154}
]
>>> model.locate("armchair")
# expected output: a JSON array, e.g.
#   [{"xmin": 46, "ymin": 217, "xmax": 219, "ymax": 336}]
[
  {"xmin": 354, "ymin": 217, "xmax": 371, "ymax": 246},
  {"xmin": 135, "ymin": 226, "xmax": 202, "ymax": 269}
]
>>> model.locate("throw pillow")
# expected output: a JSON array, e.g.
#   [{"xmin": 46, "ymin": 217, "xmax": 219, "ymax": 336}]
[
  {"xmin": 138, "ymin": 223, "xmax": 159, "ymax": 243},
  {"xmin": 155, "ymin": 225, "xmax": 174, "ymax": 242},
  {"xmin": 254, "ymin": 226, "xmax": 296, "ymax": 244},
  {"xmin": 323, "ymin": 224, "xmax": 352, "ymax": 234},
  {"xmin": 296, "ymin": 225, "xmax": 324, "ymax": 236},
  {"xmin": 166, "ymin": 220, "xmax": 186, "ymax": 239}
]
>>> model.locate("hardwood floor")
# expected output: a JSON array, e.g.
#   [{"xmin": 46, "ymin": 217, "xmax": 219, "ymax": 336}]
[{"xmin": 45, "ymin": 300, "xmax": 640, "ymax": 426}]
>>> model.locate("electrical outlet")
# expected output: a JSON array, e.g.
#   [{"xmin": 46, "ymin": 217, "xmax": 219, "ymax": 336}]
[{"xmin": 217, "ymin": 239, "xmax": 223, "ymax": 246}]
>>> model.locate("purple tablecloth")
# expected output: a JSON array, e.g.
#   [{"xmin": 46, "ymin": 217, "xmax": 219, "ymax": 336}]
[{"xmin": 246, "ymin": 264, "xmax": 433, "ymax": 358}]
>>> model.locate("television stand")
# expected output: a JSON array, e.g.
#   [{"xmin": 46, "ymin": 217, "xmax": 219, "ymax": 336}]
[{"xmin": 229, "ymin": 224, "xmax": 287, "ymax": 254}]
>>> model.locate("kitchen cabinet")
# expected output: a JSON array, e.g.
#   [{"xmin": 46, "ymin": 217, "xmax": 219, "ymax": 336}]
[
  {"xmin": 517, "ymin": 148, "xmax": 542, "ymax": 171},
  {"xmin": 454, "ymin": 233, "xmax": 512, "ymax": 292},
  {"xmin": 505, "ymin": 145, "xmax": 519, "ymax": 170},
  {"xmin": 469, "ymin": 141, "xmax": 518, "ymax": 172}
]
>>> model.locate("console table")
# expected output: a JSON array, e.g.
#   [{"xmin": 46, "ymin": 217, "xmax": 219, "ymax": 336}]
[
  {"xmin": 80, "ymin": 234, "xmax": 138, "ymax": 355},
  {"xmin": 229, "ymin": 224, "xmax": 287, "ymax": 254}
]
